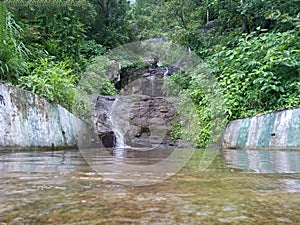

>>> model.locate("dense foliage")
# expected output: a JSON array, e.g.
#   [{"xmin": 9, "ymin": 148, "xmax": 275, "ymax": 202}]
[
  {"xmin": 130, "ymin": 0, "xmax": 299, "ymax": 119},
  {"xmin": 18, "ymin": 58, "xmax": 76, "ymax": 109},
  {"xmin": 0, "ymin": 8, "xmax": 28, "ymax": 82},
  {"xmin": 0, "ymin": 0, "xmax": 130, "ymax": 109},
  {"xmin": 211, "ymin": 22, "xmax": 300, "ymax": 119},
  {"xmin": 0, "ymin": 0, "xmax": 299, "ymax": 146},
  {"xmin": 130, "ymin": 0, "xmax": 299, "ymax": 144}
]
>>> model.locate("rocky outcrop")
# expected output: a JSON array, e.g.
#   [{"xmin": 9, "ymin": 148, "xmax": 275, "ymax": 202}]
[
  {"xmin": 94, "ymin": 95, "xmax": 178, "ymax": 148},
  {"xmin": 94, "ymin": 64, "xmax": 179, "ymax": 148},
  {"xmin": 94, "ymin": 96, "xmax": 116, "ymax": 148},
  {"xmin": 222, "ymin": 108, "xmax": 300, "ymax": 149},
  {"xmin": 115, "ymin": 64, "xmax": 178, "ymax": 96},
  {"xmin": 0, "ymin": 83, "xmax": 90, "ymax": 149},
  {"xmin": 119, "ymin": 95, "xmax": 178, "ymax": 147}
]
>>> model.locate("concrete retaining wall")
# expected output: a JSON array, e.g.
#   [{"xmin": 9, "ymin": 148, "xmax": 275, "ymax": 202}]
[
  {"xmin": 0, "ymin": 83, "xmax": 89, "ymax": 149},
  {"xmin": 222, "ymin": 108, "xmax": 300, "ymax": 149}
]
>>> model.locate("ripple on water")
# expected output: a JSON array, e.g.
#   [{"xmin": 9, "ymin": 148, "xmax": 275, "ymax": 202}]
[{"xmin": 0, "ymin": 149, "xmax": 300, "ymax": 224}]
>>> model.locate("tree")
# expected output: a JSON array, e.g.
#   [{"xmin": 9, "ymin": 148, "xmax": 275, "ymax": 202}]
[
  {"xmin": 4, "ymin": 0, "xmax": 103, "ymax": 72},
  {"xmin": 87, "ymin": 0, "xmax": 133, "ymax": 48}
]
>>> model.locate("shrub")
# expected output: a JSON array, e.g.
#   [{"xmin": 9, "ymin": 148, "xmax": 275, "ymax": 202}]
[
  {"xmin": 18, "ymin": 58, "xmax": 76, "ymax": 110},
  {"xmin": 209, "ymin": 24, "xmax": 300, "ymax": 120},
  {"xmin": 0, "ymin": 8, "xmax": 29, "ymax": 82}
]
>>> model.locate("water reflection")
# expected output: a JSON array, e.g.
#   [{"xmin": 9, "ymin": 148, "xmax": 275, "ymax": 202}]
[
  {"xmin": 224, "ymin": 149, "xmax": 300, "ymax": 173},
  {"xmin": 110, "ymin": 147, "xmax": 174, "ymax": 163},
  {"xmin": 81, "ymin": 147, "xmax": 193, "ymax": 186},
  {"xmin": 0, "ymin": 150, "xmax": 87, "ymax": 177},
  {"xmin": 0, "ymin": 149, "xmax": 300, "ymax": 224}
]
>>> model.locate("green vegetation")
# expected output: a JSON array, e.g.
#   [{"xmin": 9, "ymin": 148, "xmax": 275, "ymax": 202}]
[
  {"xmin": 18, "ymin": 58, "xmax": 76, "ymax": 110},
  {"xmin": 164, "ymin": 70, "xmax": 215, "ymax": 147},
  {"xmin": 210, "ymin": 23, "xmax": 300, "ymax": 120},
  {"xmin": 0, "ymin": 0, "xmax": 299, "ymax": 146},
  {"xmin": 133, "ymin": 0, "xmax": 299, "ymax": 119},
  {"xmin": 0, "ymin": 0, "xmax": 125, "ymax": 109},
  {"xmin": 0, "ymin": 8, "xmax": 29, "ymax": 82},
  {"xmin": 130, "ymin": 0, "xmax": 299, "ymax": 145}
]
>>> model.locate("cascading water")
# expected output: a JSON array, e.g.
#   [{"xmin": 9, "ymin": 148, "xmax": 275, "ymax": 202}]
[
  {"xmin": 163, "ymin": 67, "xmax": 169, "ymax": 79},
  {"xmin": 149, "ymin": 74, "xmax": 155, "ymax": 96},
  {"xmin": 94, "ymin": 65, "xmax": 178, "ymax": 150},
  {"xmin": 109, "ymin": 114, "xmax": 126, "ymax": 148},
  {"xmin": 109, "ymin": 96, "xmax": 131, "ymax": 148}
]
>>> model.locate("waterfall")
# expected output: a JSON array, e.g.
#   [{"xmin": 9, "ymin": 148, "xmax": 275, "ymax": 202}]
[
  {"xmin": 95, "ymin": 66, "xmax": 178, "ymax": 149},
  {"xmin": 109, "ymin": 113, "xmax": 130, "ymax": 148},
  {"xmin": 163, "ymin": 67, "xmax": 169, "ymax": 79},
  {"xmin": 150, "ymin": 74, "xmax": 155, "ymax": 96},
  {"xmin": 109, "ymin": 97, "xmax": 131, "ymax": 148},
  {"xmin": 110, "ymin": 116, "xmax": 127, "ymax": 148}
]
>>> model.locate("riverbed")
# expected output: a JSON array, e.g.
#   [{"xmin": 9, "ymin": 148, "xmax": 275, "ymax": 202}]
[{"xmin": 1, "ymin": 148, "xmax": 300, "ymax": 224}]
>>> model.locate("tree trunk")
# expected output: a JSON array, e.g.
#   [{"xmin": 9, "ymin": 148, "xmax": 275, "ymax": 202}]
[
  {"xmin": 206, "ymin": 7, "xmax": 209, "ymax": 24},
  {"xmin": 240, "ymin": 0, "xmax": 250, "ymax": 33},
  {"xmin": 242, "ymin": 15, "xmax": 250, "ymax": 33},
  {"xmin": 97, "ymin": 0, "xmax": 110, "ymax": 26}
]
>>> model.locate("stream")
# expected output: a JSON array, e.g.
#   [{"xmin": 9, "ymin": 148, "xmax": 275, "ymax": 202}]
[{"xmin": 1, "ymin": 148, "xmax": 300, "ymax": 224}]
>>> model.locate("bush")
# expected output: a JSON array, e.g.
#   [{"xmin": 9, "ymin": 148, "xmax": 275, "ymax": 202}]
[
  {"xmin": 0, "ymin": 8, "xmax": 29, "ymax": 82},
  {"xmin": 18, "ymin": 58, "xmax": 76, "ymax": 110},
  {"xmin": 164, "ymin": 68, "xmax": 226, "ymax": 147},
  {"xmin": 209, "ymin": 24, "xmax": 300, "ymax": 120}
]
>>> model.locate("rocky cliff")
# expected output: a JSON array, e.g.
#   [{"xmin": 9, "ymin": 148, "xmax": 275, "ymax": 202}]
[{"xmin": 94, "ymin": 64, "xmax": 179, "ymax": 148}]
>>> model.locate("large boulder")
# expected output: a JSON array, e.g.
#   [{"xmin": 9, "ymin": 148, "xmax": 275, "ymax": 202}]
[
  {"xmin": 94, "ymin": 95, "xmax": 178, "ymax": 148},
  {"xmin": 94, "ymin": 65, "xmax": 180, "ymax": 148}
]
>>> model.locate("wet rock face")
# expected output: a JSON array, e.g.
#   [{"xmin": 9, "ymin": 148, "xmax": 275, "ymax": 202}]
[
  {"xmin": 121, "ymin": 67, "xmax": 166, "ymax": 96},
  {"xmin": 94, "ymin": 96, "xmax": 116, "ymax": 148},
  {"xmin": 124, "ymin": 95, "xmax": 178, "ymax": 147},
  {"xmin": 115, "ymin": 65, "xmax": 178, "ymax": 97},
  {"xmin": 100, "ymin": 131, "xmax": 115, "ymax": 148},
  {"xmin": 94, "ymin": 95, "xmax": 178, "ymax": 148},
  {"xmin": 94, "ymin": 96, "xmax": 115, "ymax": 134},
  {"xmin": 94, "ymin": 65, "xmax": 180, "ymax": 148}
]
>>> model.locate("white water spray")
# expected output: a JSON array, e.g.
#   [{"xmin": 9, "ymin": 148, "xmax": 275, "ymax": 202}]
[
  {"xmin": 109, "ymin": 97, "xmax": 131, "ymax": 148},
  {"xmin": 150, "ymin": 74, "xmax": 155, "ymax": 96},
  {"xmin": 163, "ymin": 67, "xmax": 169, "ymax": 79}
]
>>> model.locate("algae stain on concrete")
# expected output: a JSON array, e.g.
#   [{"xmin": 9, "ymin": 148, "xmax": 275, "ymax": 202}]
[
  {"xmin": 287, "ymin": 109, "xmax": 300, "ymax": 147},
  {"xmin": 257, "ymin": 113, "xmax": 276, "ymax": 147},
  {"xmin": 0, "ymin": 83, "xmax": 89, "ymax": 148},
  {"xmin": 236, "ymin": 118, "xmax": 251, "ymax": 148}
]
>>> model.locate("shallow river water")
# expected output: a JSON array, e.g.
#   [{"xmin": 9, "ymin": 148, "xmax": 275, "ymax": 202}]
[{"xmin": 0, "ymin": 148, "xmax": 300, "ymax": 224}]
